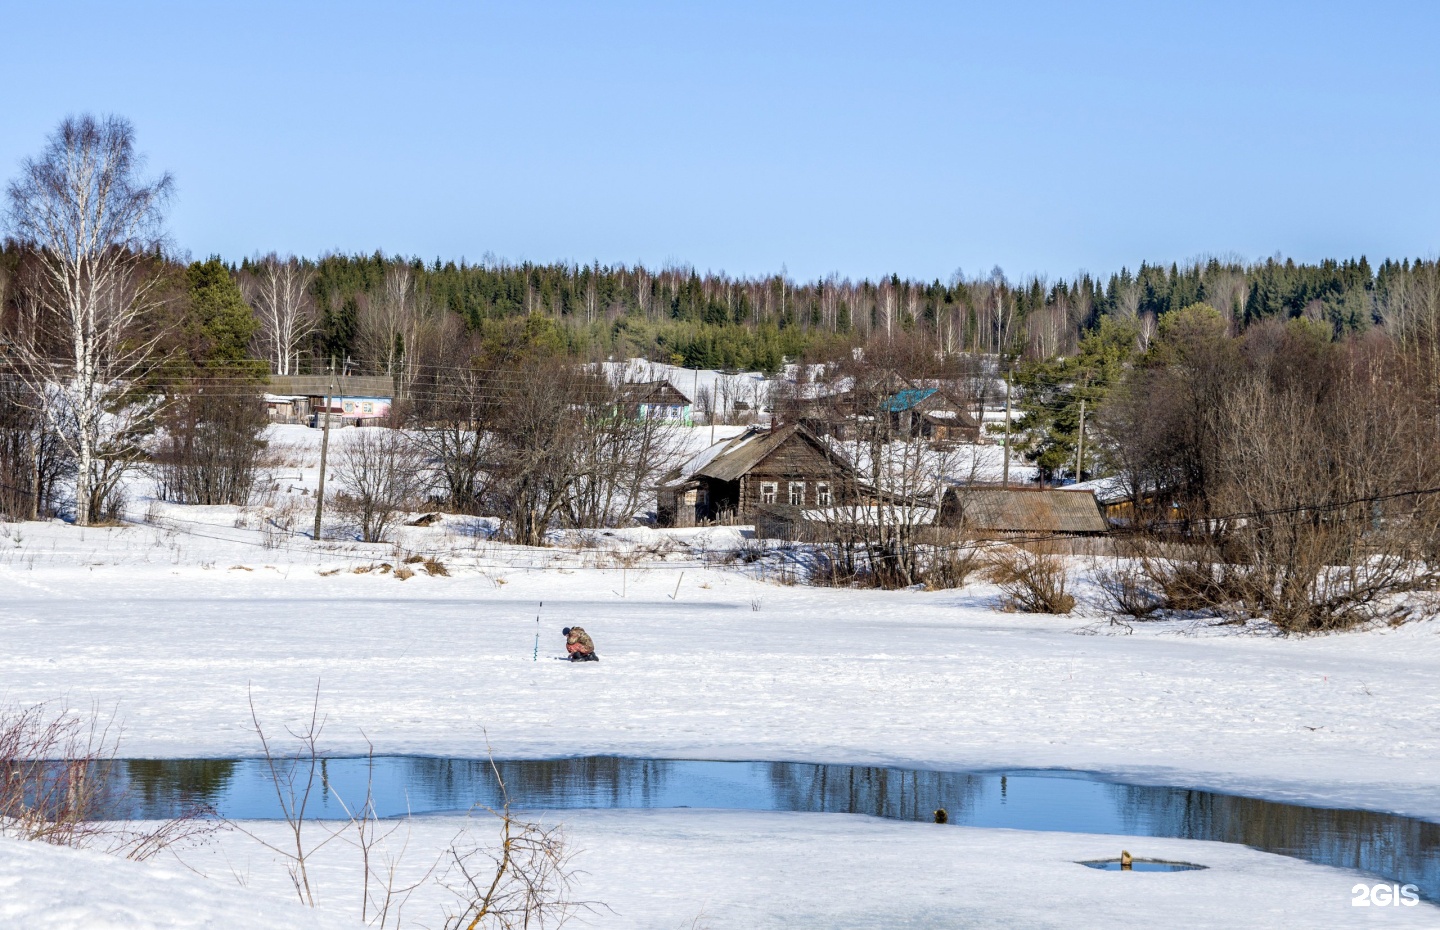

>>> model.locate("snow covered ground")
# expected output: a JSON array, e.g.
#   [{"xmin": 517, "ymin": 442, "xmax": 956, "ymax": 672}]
[
  {"xmin": 2, "ymin": 514, "xmax": 1436, "ymax": 820},
  {"xmin": 0, "ymin": 832, "xmax": 358, "ymax": 930},
  {"xmin": 6, "ymin": 811, "xmax": 1433, "ymax": 929},
  {"xmin": 1, "ymin": 421, "xmax": 1438, "ymax": 926}
]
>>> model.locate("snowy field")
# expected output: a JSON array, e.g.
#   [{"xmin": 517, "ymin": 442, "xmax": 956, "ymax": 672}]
[
  {"xmin": 4, "ymin": 811, "xmax": 1434, "ymax": 929},
  {"xmin": 2, "ymin": 515, "xmax": 1436, "ymax": 819},
  {"xmin": 1, "ymin": 423, "xmax": 1438, "ymax": 926}
]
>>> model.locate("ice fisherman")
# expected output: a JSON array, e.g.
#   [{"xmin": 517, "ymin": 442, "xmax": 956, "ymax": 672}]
[{"xmin": 563, "ymin": 626, "xmax": 598, "ymax": 662}]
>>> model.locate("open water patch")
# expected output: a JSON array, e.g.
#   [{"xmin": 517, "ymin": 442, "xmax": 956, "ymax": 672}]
[
  {"xmin": 104, "ymin": 756, "xmax": 1439, "ymax": 900},
  {"xmin": 1079, "ymin": 858, "xmax": 1208, "ymax": 872}
]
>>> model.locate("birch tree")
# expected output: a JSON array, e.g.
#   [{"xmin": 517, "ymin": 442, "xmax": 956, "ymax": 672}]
[
  {"xmin": 3, "ymin": 115, "xmax": 173, "ymax": 525},
  {"xmin": 245, "ymin": 254, "xmax": 315, "ymax": 376},
  {"xmin": 359, "ymin": 263, "xmax": 430, "ymax": 396}
]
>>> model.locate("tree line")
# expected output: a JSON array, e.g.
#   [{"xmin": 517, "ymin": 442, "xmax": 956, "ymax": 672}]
[{"xmin": 4, "ymin": 112, "xmax": 1440, "ymax": 634}]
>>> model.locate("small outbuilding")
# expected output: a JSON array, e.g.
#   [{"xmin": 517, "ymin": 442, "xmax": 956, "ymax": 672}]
[{"xmin": 937, "ymin": 487, "xmax": 1109, "ymax": 537}]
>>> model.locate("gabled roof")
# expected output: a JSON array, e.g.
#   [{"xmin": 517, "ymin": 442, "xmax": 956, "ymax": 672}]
[
  {"xmin": 621, "ymin": 380, "xmax": 692, "ymax": 405},
  {"xmin": 943, "ymin": 488, "xmax": 1108, "ymax": 534},
  {"xmin": 881, "ymin": 388, "xmax": 939, "ymax": 412},
  {"xmin": 691, "ymin": 423, "xmax": 857, "ymax": 484}
]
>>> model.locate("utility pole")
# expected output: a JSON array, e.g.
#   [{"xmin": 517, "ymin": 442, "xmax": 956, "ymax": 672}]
[
  {"xmin": 692, "ymin": 367, "xmax": 699, "ymax": 428},
  {"xmin": 1074, "ymin": 396, "xmax": 1087, "ymax": 483},
  {"xmin": 1002, "ymin": 366, "xmax": 1012, "ymax": 488},
  {"xmin": 313, "ymin": 361, "xmax": 335, "ymax": 540}
]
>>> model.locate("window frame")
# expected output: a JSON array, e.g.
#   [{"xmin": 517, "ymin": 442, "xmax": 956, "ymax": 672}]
[
  {"xmin": 816, "ymin": 482, "xmax": 831, "ymax": 507},
  {"xmin": 760, "ymin": 481, "xmax": 778, "ymax": 504},
  {"xmin": 788, "ymin": 481, "xmax": 806, "ymax": 507}
]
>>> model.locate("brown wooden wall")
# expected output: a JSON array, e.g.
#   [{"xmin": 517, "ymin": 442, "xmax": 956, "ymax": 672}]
[{"xmin": 737, "ymin": 435, "xmax": 853, "ymax": 512}]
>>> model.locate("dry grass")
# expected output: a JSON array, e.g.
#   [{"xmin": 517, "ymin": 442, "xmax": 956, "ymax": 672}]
[
  {"xmin": 0, "ymin": 700, "xmax": 214, "ymax": 859},
  {"xmin": 919, "ymin": 546, "xmax": 984, "ymax": 590}
]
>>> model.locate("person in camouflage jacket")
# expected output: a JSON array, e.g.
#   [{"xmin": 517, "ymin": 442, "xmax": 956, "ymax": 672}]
[{"xmin": 562, "ymin": 626, "xmax": 598, "ymax": 662}]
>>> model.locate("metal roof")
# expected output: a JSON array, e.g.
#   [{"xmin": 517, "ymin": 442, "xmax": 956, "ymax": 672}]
[{"xmin": 880, "ymin": 388, "xmax": 939, "ymax": 412}]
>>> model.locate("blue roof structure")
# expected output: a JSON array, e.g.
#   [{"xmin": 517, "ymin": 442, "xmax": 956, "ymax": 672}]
[{"xmin": 880, "ymin": 387, "xmax": 938, "ymax": 412}]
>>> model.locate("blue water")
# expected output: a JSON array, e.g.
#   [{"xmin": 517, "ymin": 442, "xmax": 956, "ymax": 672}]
[
  {"xmin": 1080, "ymin": 859, "xmax": 1207, "ymax": 872},
  {"xmin": 105, "ymin": 756, "xmax": 1439, "ymax": 900}
]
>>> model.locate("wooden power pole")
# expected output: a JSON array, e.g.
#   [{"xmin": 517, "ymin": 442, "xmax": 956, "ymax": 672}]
[
  {"xmin": 1002, "ymin": 367, "xmax": 1012, "ymax": 488},
  {"xmin": 313, "ymin": 362, "xmax": 335, "ymax": 540}
]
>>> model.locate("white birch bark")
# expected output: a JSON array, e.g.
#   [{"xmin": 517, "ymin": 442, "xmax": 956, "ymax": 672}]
[{"xmin": 4, "ymin": 115, "xmax": 172, "ymax": 525}]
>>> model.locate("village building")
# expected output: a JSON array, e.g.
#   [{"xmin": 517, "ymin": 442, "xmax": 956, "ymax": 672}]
[
  {"xmin": 657, "ymin": 423, "xmax": 861, "ymax": 527},
  {"xmin": 262, "ymin": 394, "xmax": 307, "ymax": 424},
  {"xmin": 791, "ymin": 370, "xmax": 982, "ymax": 446},
  {"xmin": 265, "ymin": 375, "xmax": 394, "ymax": 427},
  {"xmin": 619, "ymin": 380, "xmax": 694, "ymax": 425},
  {"xmin": 880, "ymin": 387, "xmax": 983, "ymax": 444},
  {"xmin": 1068, "ymin": 475, "xmax": 1182, "ymax": 526},
  {"xmin": 936, "ymin": 487, "xmax": 1109, "ymax": 537}
]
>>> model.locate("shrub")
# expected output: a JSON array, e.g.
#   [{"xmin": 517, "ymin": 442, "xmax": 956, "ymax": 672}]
[
  {"xmin": 153, "ymin": 391, "xmax": 268, "ymax": 506},
  {"xmin": 987, "ymin": 547, "xmax": 1075, "ymax": 614},
  {"xmin": 1094, "ymin": 560, "xmax": 1164, "ymax": 617},
  {"xmin": 919, "ymin": 546, "xmax": 984, "ymax": 590},
  {"xmin": 334, "ymin": 430, "xmax": 425, "ymax": 543}
]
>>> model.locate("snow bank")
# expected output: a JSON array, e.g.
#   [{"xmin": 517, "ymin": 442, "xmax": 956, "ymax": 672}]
[{"xmin": 0, "ymin": 835, "xmax": 359, "ymax": 930}]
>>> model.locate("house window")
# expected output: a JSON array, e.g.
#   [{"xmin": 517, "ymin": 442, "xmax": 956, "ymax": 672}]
[
  {"xmin": 816, "ymin": 482, "xmax": 831, "ymax": 507},
  {"xmin": 362, "ymin": 402, "xmax": 374, "ymax": 414},
  {"xmin": 788, "ymin": 481, "xmax": 805, "ymax": 507},
  {"xmin": 760, "ymin": 482, "xmax": 777, "ymax": 504}
]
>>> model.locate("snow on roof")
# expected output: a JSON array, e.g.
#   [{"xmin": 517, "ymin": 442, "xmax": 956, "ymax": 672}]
[{"xmin": 664, "ymin": 427, "xmax": 767, "ymax": 488}]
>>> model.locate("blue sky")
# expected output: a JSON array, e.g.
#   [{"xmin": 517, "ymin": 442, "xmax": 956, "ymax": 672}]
[{"xmin": 3, "ymin": 1, "xmax": 1436, "ymax": 283}]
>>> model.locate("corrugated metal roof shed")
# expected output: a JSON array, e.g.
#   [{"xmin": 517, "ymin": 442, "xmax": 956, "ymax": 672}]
[{"xmin": 942, "ymin": 488, "xmax": 1108, "ymax": 535}]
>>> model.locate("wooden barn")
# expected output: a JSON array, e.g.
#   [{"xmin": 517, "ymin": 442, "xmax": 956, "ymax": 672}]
[
  {"xmin": 657, "ymin": 424, "xmax": 860, "ymax": 527},
  {"xmin": 937, "ymin": 487, "xmax": 1109, "ymax": 537}
]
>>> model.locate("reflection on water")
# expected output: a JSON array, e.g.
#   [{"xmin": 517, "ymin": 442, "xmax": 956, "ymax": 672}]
[
  {"xmin": 124, "ymin": 759, "xmax": 237, "ymax": 805},
  {"xmin": 105, "ymin": 757, "xmax": 1440, "ymax": 901}
]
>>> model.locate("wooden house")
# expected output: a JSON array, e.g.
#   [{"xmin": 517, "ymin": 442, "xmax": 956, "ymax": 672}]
[
  {"xmin": 793, "ymin": 369, "xmax": 909, "ymax": 441},
  {"xmin": 620, "ymin": 380, "xmax": 694, "ymax": 425},
  {"xmin": 1068, "ymin": 475, "xmax": 1184, "ymax": 526},
  {"xmin": 657, "ymin": 423, "xmax": 861, "ymax": 527},
  {"xmin": 880, "ymin": 387, "xmax": 982, "ymax": 444}
]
